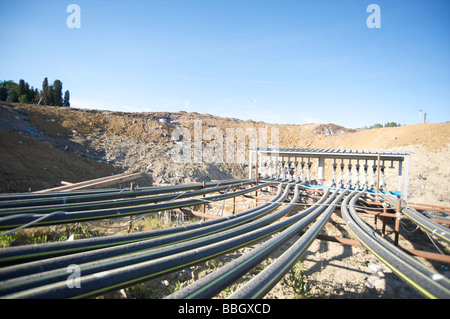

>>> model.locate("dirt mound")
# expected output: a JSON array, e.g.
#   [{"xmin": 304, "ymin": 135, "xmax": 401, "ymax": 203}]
[
  {"xmin": 313, "ymin": 123, "xmax": 356, "ymax": 137},
  {"xmin": 0, "ymin": 128, "xmax": 120, "ymax": 192},
  {"xmin": 314, "ymin": 123, "xmax": 450, "ymax": 151},
  {"xmin": 275, "ymin": 122, "xmax": 450, "ymax": 152},
  {"xmin": 0, "ymin": 102, "xmax": 249, "ymax": 191}
]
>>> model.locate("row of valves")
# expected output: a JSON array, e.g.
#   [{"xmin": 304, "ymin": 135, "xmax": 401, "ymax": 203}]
[{"xmin": 258, "ymin": 158, "xmax": 388, "ymax": 190}]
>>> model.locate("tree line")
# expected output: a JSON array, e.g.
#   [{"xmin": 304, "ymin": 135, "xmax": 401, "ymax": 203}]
[
  {"xmin": 361, "ymin": 122, "xmax": 402, "ymax": 129},
  {"xmin": 0, "ymin": 77, "xmax": 70, "ymax": 107}
]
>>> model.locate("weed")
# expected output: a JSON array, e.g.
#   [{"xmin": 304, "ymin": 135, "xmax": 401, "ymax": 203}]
[
  {"xmin": 28, "ymin": 233, "xmax": 48, "ymax": 244},
  {"xmin": 222, "ymin": 286, "xmax": 233, "ymax": 297},
  {"xmin": 208, "ymin": 258, "xmax": 220, "ymax": 269},
  {"xmin": 285, "ymin": 259, "xmax": 313, "ymax": 299},
  {"xmin": 168, "ymin": 281, "xmax": 182, "ymax": 294},
  {"xmin": 124, "ymin": 281, "xmax": 156, "ymax": 299},
  {"xmin": 0, "ymin": 232, "xmax": 18, "ymax": 248},
  {"xmin": 260, "ymin": 257, "xmax": 273, "ymax": 269},
  {"xmin": 1, "ymin": 229, "xmax": 48, "ymax": 247},
  {"xmin": 67, "ymin": 223, "xmax": 94, "ymax": 238},
  {"xmin": 142, "ymin": 214, "xmax": 166, "ymax": 230}
]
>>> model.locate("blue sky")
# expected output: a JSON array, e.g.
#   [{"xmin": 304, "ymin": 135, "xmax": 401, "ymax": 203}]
[{"xmin": 1, "ymin": 0, "xmax": 449, "ymax": 128}]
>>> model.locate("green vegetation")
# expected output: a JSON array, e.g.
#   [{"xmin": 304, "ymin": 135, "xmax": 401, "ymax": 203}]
[
  {"xmin": 361, "ymin": 122, "xmax": 403, "ymax": 130},
  {"xmin": 0, "ymin": 77, "xmax": 70, "ymax": 107},
  {"xmin": 285, "ymin": 259, "xmax": 313, "ymax": 299},
  {"xmin": 0, "ymin": 223, "xmax": 100, "ymax": 248},
  {"xmin": 119, "ymin": 278, "xmax": 182, "ymax": 299}
]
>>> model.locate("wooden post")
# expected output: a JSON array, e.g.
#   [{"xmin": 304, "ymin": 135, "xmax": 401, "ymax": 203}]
[{"xmin": 35, "ymin": 172, "xmax": 143, "ymax": 193}]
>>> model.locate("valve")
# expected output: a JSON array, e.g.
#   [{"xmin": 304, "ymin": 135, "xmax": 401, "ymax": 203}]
[
  {"xmin": 346, "ymin": 162, "xmax": 353, "ymax": 187},
  {"xmin": 331, "ymin": 160, "xmax": 338, "ymax": 187},
  {"xmin": 306, "ymin": 159, "xmax": 312, "ymax": 182},
  {"xmin": 354, "ymin": 161, "xmax": 361, "ymax": 190},
  {"xmin": 380, "ymin": 161, "xmax": 386, "ymax": 190}
]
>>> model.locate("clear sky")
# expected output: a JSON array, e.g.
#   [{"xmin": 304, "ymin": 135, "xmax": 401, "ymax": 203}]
[{"xmin": 1, "ymin": 0, "xmax": 449, "ymax": 128}]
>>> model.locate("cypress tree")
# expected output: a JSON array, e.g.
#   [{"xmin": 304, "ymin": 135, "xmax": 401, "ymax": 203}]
[
  {"xmin": 18, "ymin": 79, "xmax": 26, "ymax": 97},
  {"xmin": 2, "ymin": 80, "xmax": 18, "ymax": 102},
  {"xmin": 53, "ymin": 79, "xmax": 63, "ymax": 106},
  {"xmin": 63, "ymin": 90, "xmax": 70, "ymax": 107},
  {"xmin": 34, "ymin": 88, "xmax": 41, "ymax": 104},
  {"xmin": 42, "ymin": 77, "xmax": 48, "ymax": 91},
  {"xmin": 42, "ymin": 77, "xmax": 50, "ymax": 105},
  {"xmin": 0, "ymin": 86, "xmax": 7, "ymax": 101},
  {"xmin": 8, "ymin": 87, "xmax": 19, "ymax": 103},
  {"xmin": 48, "ymin": 85, "xmax": 55, "ymax": 106}
]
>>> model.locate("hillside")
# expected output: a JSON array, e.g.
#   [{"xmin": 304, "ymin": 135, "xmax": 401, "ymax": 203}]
[{"xmin": 0, "ymin": 101, "xmax": 449, "ymax": 206}]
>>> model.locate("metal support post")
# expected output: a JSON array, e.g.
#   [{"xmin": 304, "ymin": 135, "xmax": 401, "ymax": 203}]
[
  {"xmin": 397, "ymin": 160, "xmax": 403, "ymax": 194},
  {"xmin": 403, "ymin": 156, "xmax": 410, "ymax": 200},
  {"xmin": 395, "ymin": 197, "xmax": 402, "ymax": 246},
  {"xmin": 317, "ymin": 157, "xmax": 325, "ymax": 185}
]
